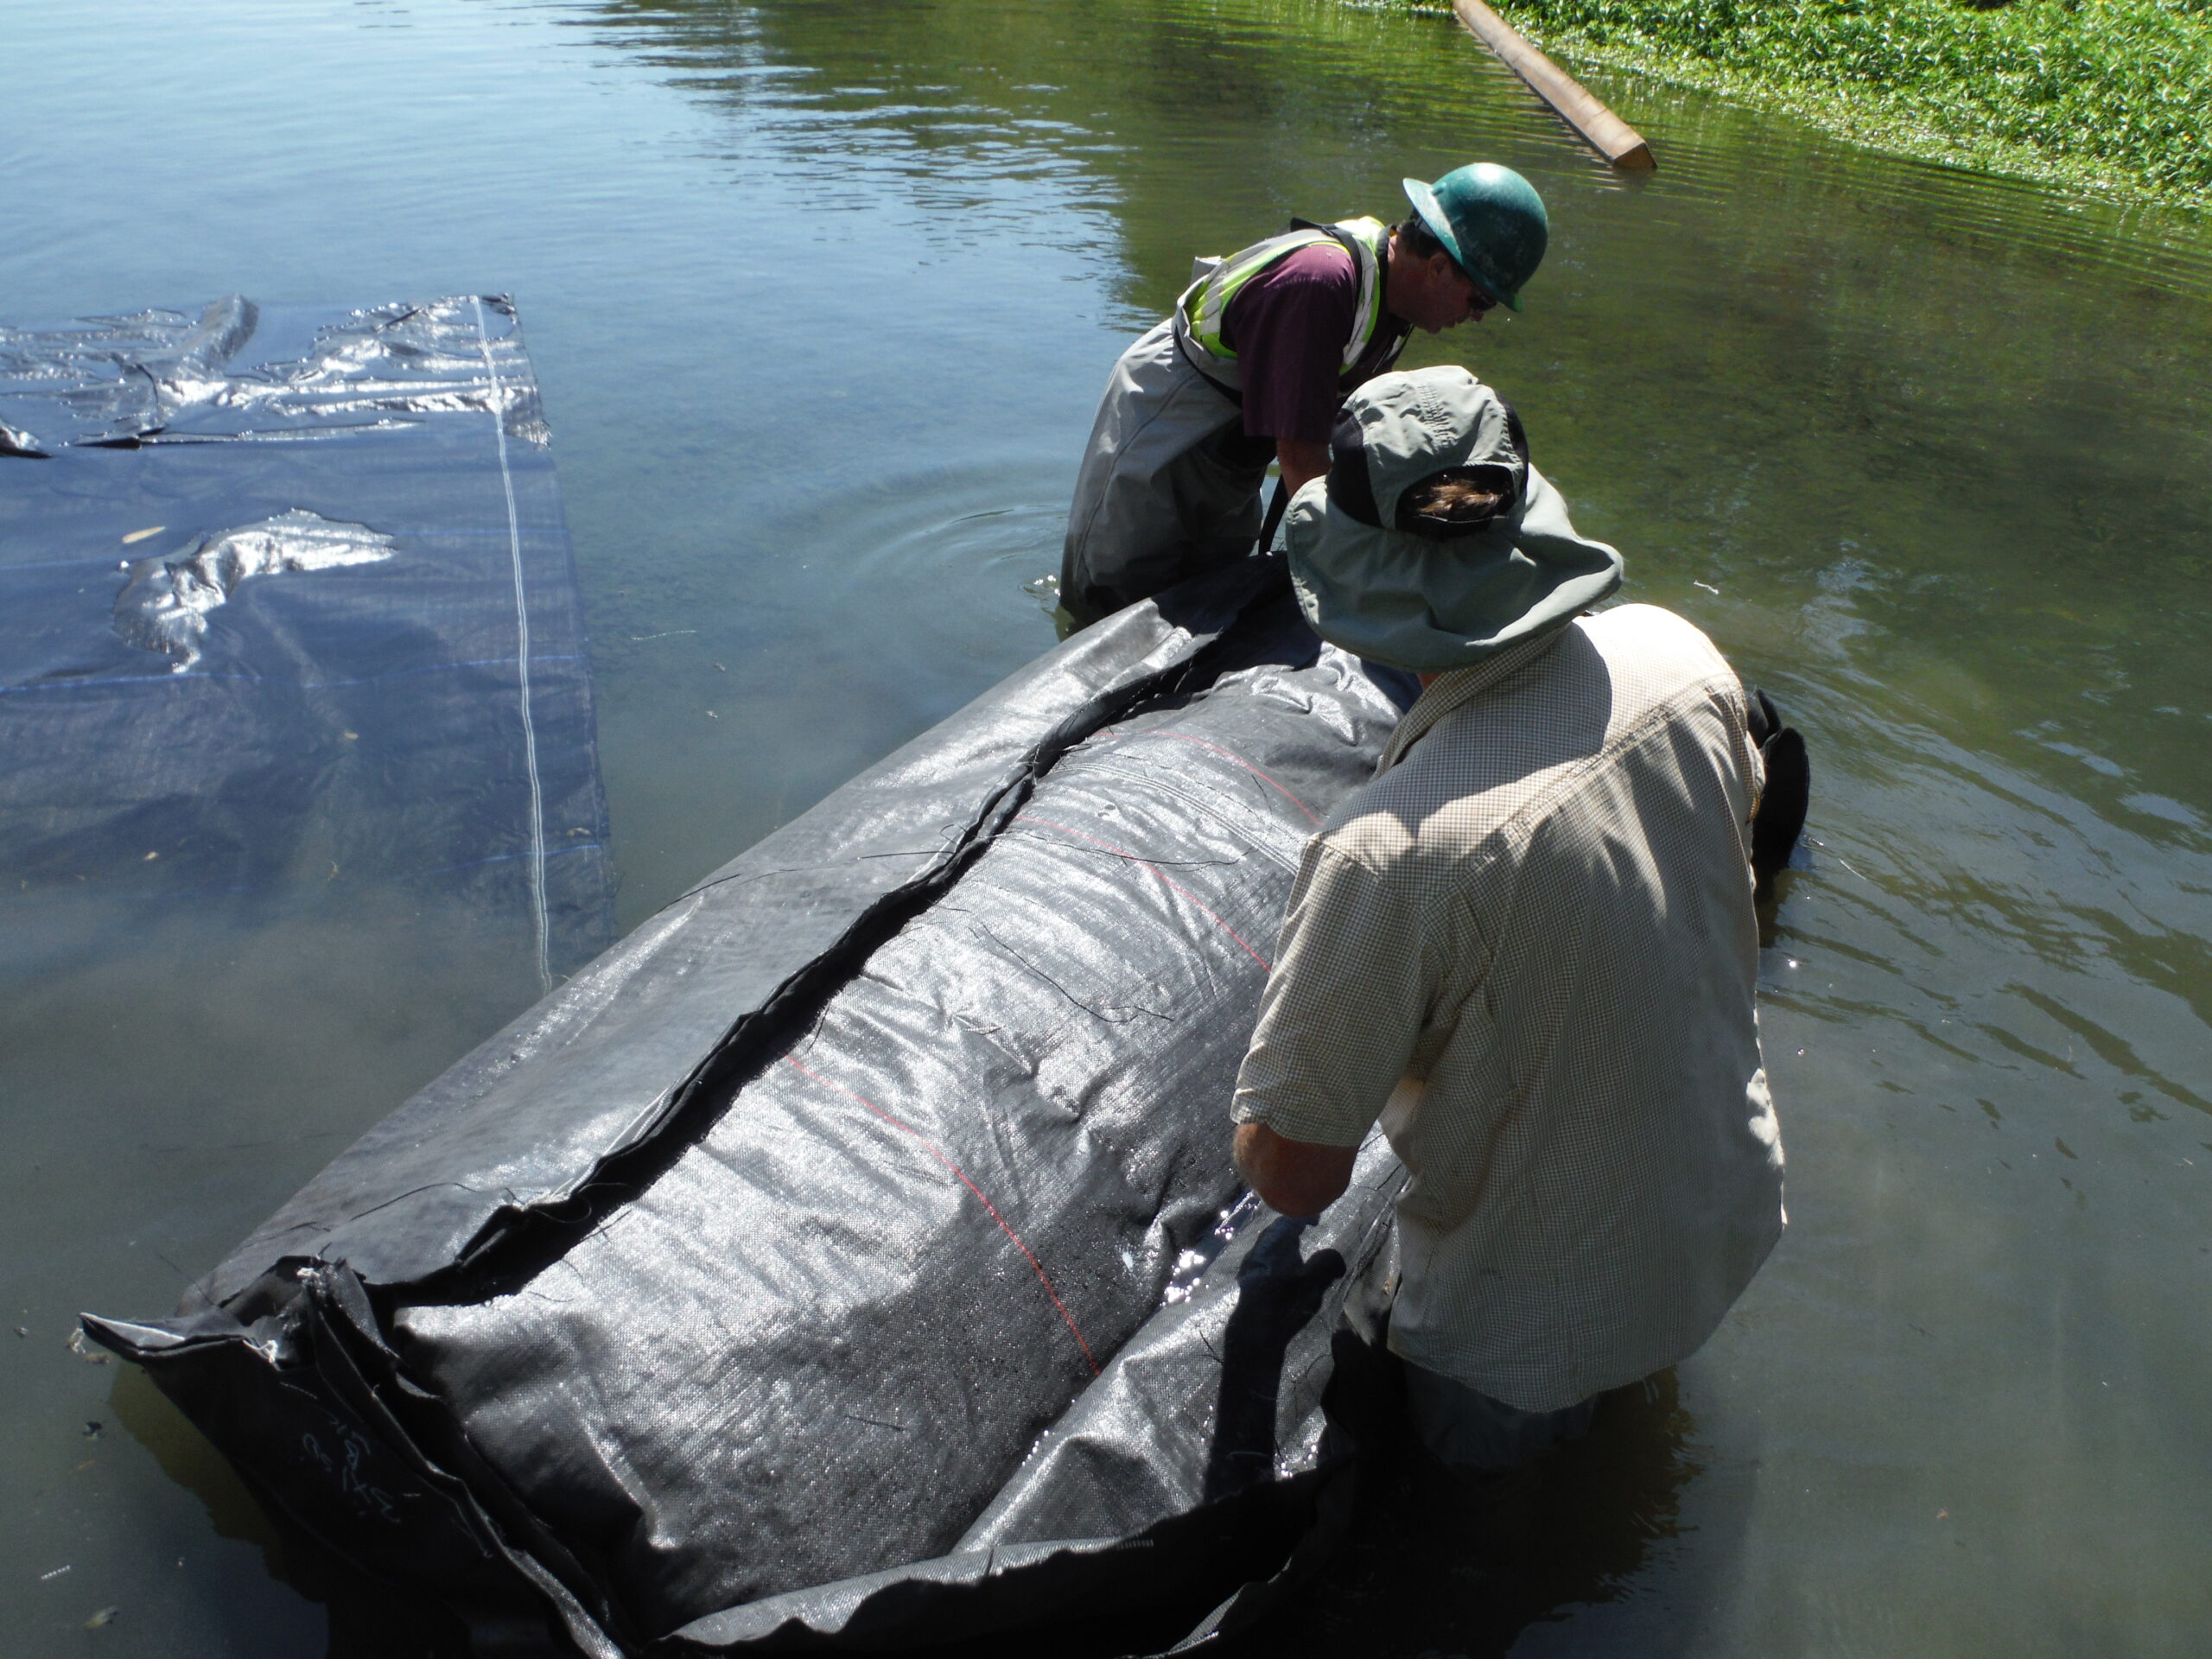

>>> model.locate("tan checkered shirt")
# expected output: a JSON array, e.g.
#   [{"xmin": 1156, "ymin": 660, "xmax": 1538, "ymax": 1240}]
[{"xmin": 1232, "ymin": 604, "xmax": 1786, "ymax": 1412}]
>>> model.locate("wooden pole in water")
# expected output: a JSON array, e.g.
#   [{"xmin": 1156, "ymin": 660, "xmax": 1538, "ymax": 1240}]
[{"xmin": 1450, "ymin": 0, "xmax": 1656, "ymax": 172}]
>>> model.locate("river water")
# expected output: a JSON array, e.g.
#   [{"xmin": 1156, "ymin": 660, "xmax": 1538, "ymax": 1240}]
[{"xmin": 4, "ymin": 1, "xmax": 2209, "ymax": 1654}]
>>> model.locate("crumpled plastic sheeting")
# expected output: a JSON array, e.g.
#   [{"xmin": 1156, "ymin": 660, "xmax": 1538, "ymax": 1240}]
[
  {"xmin": 0, "ymin": 295, "xmax": 610, "ymax": 988},
  {"xmin": 0, "ymin": 293, "xmax": 551, "ymax": 452},
  {"xmin": 87, "ymin": 559, "xmax": 1411, "ymax": 1656},
  {"xmin": 113, "ymin": 509, "xmax": 399, "ymax": 671},
  {"xmin": 0, "ymin": 295, "xmax": 260, "ymax": 454}
]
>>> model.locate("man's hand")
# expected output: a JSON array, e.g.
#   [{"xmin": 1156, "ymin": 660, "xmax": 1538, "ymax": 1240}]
[
  {"xmin": 1275, "ymin": 438, "xmax": 1330, "ymax": 502},
  {"xmin": 1232, "ymin": 1122, "xmax": 1357, "ymax": 1220}
]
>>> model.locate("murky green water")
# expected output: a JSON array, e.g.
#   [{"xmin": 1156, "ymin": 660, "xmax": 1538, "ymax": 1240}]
[{"xmin": 5, "ymin": 1, "xmax": 2210, "ymax": 1653}]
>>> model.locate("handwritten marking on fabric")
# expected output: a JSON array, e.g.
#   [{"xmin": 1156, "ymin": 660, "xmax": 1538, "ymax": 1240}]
[{"xmin": 784, "ymin": 1054, "xmax": 1100, "ymax": 1375}]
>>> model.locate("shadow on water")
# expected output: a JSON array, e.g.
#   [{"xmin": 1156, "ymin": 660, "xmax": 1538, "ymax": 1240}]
[
  {"xmin": 1106, "ymin": 1213, "xmax": 1737, "ymax": 1656},
  {"xmin": 107, "ymin": 1370, "xmax": 470, "ymax": 1656},
  {"xmin": 107, "ymin": 1369, "xmax": 285, "ymax": 1579},
  {"xmin": 1238, "ymin": 1368, "xmax": 1732, "ymax": 1659}
]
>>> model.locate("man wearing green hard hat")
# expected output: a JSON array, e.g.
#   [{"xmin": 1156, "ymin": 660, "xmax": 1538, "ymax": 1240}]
[{"xmin": 1056, "ymin": 162, "xmax": 1549, "ymax": 631}]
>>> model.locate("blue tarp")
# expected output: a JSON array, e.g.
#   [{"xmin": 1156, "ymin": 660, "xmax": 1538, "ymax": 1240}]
[{"xmin": 0, "ymin": 295, "xmax": 613, "ymax": 990}]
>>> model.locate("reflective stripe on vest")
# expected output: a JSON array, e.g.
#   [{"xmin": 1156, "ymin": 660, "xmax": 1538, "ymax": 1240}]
[{"xmin": 1173, "ymin": 216, "xmax": 1389, "ymax": 393}]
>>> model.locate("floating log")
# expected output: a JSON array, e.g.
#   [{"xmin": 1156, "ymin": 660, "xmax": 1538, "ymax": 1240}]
[{"xmin": 1452, "ymin": 0, "xmax": 1656, "ymax": 171}]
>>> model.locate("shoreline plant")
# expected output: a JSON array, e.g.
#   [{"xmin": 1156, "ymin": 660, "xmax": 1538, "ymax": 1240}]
[{"xmin": 1391, "ymin": 0, "xmax": 2212, "ymax": 210}]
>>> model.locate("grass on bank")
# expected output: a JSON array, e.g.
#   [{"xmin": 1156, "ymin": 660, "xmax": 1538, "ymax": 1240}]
[{"xmin": 1399, "ymin": 0, "xmax": 2212, "ymax": 209}]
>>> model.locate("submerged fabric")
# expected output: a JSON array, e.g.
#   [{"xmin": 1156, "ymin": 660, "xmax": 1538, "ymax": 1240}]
[
  {"xmin": 0, "ymin": 295, "xmax": 611, "ymax": 988},
  {"xmin": 1287, "ymin": 365, "xmax": 1622, "ymax": 671},
  {"xmin": 1232, "ymin": 607, "xmax": 1786, "ymax": 1413},
  {"xmin": 88, "ymin": 559, "xmax": 1414, "ymax": 1655}
]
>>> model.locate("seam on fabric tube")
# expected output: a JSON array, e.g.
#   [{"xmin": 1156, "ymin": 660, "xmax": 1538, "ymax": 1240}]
[
  {"xmin": 783, "ymin": 1054, "xmax": 1100, "ymax": 1376},
  {"xmin": 1012, "ymin": 814, "xmax": 1272, "ymax": 971},
  {"xmin": 474, "ymin": 296, "xmax": 551, "ymax": 997}
]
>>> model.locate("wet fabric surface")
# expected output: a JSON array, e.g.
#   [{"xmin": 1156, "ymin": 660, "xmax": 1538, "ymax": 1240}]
[
  {"xmin": 89, "ymin": 562, "xmax": 1414, "ymax": 1651},
  {"xmin": 0, "ymin": 296, "xmax": 611, "ymax": 988}
]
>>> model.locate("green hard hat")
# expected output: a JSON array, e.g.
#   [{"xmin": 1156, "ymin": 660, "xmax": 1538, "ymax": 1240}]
[{"xmin": 1402, "ymin": 163, "xmax": 1549, "ymax": 311}]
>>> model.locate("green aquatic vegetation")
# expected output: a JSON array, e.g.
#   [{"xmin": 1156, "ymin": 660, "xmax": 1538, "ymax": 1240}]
[{"xmin": 1399, "ymin": 0, "xmax": 2212, "ymax": 207}]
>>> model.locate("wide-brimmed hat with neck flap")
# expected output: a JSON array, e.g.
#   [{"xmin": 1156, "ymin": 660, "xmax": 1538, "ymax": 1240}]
[{"xmin": 1286, "ymin": 365, "xmax": 1623, "ymax": 672}]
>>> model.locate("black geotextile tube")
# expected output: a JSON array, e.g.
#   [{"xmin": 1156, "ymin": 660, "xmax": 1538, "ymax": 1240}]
[{"xmin": 85, "ymin": 556, "xmax": 1413, "ymax": 1656}]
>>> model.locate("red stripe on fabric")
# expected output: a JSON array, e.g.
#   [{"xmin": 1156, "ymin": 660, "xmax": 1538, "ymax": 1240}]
[
  {"xmin": 1013, "ymin": 814, "xmax": 1272, "ymax": 971},
  {"xmin": 783, "ymin": 1054, "xmax": 1100, "ymax": 1376},
  {"xmin": 1119, "ymin": 730, "xmax": 1319, "ymax": 825}
]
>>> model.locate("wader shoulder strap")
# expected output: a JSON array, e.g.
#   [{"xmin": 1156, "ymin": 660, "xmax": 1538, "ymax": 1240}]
[{"xmin": 1255, "ymin": 476, "xmax": 1291, "ymax": 556}]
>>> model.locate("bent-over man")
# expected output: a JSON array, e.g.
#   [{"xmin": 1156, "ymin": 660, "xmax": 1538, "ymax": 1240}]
[
  {"xmin": 1058, "ymin": 163, "xmax": 1549, "ymax": 630},
  {"xmin": 1231, "ymin": 364, "xmax": 1789, "ymax": 1473}
]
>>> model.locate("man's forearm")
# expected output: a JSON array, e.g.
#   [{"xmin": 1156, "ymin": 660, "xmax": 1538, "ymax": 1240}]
[
  {"xmin": 1275, "ymin": 438, "xmax": 1329, "ymax": 501},
  {"xmin": 1232, "ymin": 1120, "xmax": 1357, "ymax": 1219}
]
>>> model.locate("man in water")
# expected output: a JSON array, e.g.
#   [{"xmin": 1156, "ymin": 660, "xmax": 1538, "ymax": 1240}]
[
  {"xmin": 1057, "ymin": 163, "xmax": 1549, "ymax": 630},
  {"xmin": 1229, "ymin": 364, "xmax": 1791, "ymax": 1473}
]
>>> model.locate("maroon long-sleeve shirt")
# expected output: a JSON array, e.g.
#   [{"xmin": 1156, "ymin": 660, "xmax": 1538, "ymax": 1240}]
[{"xmin": 1220, "ymin": 241, "xmax": 1411, "ymax": 444}]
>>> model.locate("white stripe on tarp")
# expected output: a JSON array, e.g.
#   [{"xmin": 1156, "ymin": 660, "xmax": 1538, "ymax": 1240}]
[{"xmin": 474, "ymin": 296, "xmax": 552, "ymax": 995}]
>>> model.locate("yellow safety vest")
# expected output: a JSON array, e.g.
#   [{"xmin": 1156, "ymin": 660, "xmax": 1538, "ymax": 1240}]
[{"xmin": 1173, "ymin": 216, "xmax": 1390, "ymax": 394}]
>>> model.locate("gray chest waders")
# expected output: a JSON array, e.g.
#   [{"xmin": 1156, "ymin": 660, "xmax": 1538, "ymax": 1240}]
[
  {"xmin": 1058, "ymin": 221, "xmax": 1396, "ymax": 631},
  {"xmin": 1057, "ymin": 315, "xmax": 1273, "ymax": 630}
]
